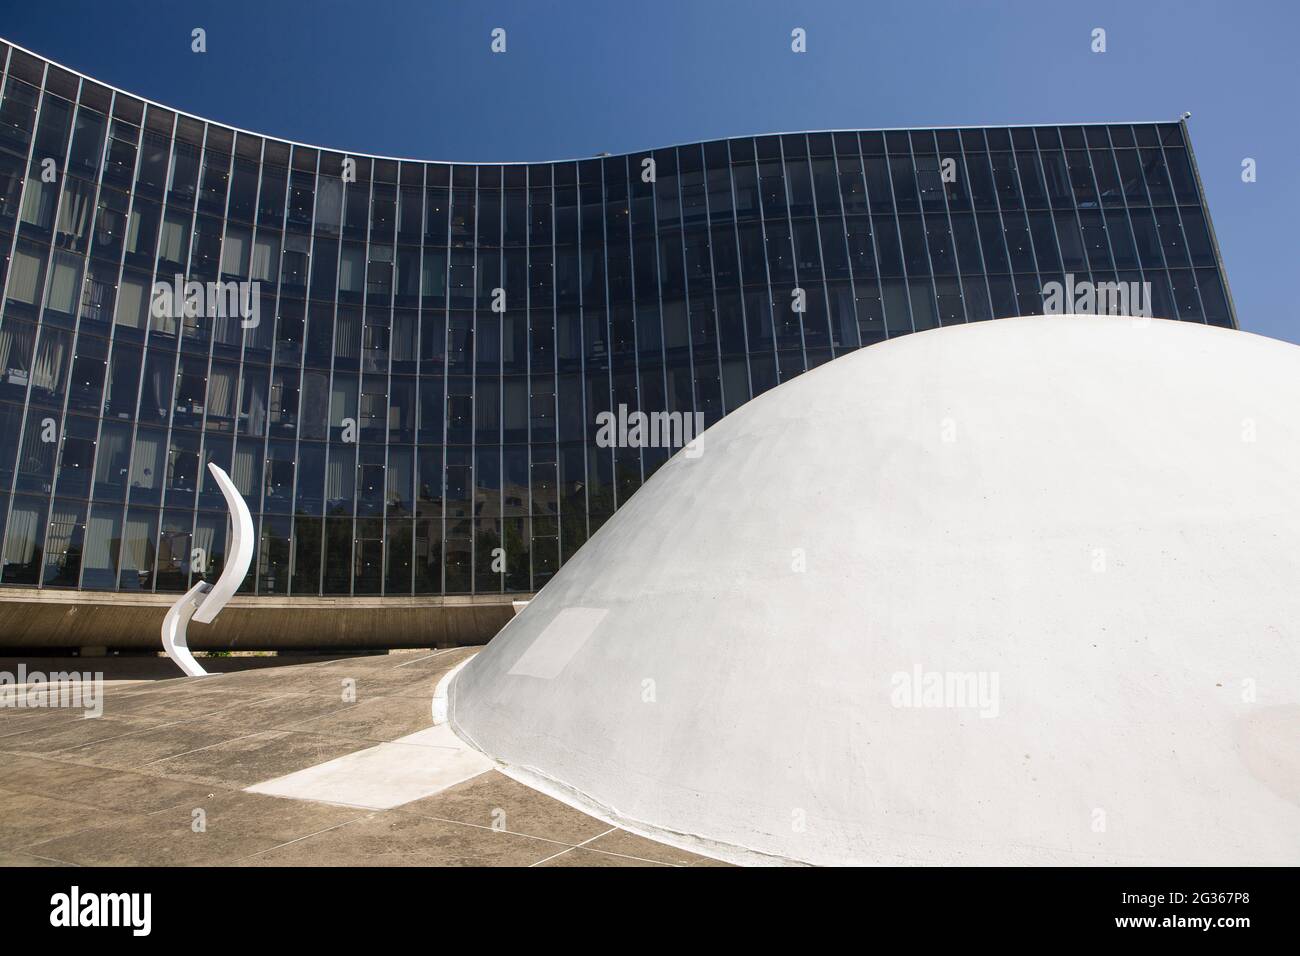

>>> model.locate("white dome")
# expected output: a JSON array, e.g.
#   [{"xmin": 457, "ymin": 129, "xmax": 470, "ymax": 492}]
[{"xmin": 449, "ymin": 316, "xmax": 1300, "ymax": 865}]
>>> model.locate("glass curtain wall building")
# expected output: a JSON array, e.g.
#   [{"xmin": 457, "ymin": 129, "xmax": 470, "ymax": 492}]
[{"xmin": 0, "ymin": 40, "xmax": 1237, "ymax": 603}]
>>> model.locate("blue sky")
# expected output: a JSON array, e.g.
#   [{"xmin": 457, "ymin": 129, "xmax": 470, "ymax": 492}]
[{"xmin": 3, "ymin": 0, "xmax": 1296, "ymax": 343}]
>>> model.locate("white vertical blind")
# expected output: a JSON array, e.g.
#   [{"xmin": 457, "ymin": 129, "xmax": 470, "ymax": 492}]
[
  {"xmin": 129, "ymin": 432, "xmax": 163, "ymax": 489},
  {"xmin": 45, "ymin": 253, "xmax": 82, "ymax": 315},
  {"xmin": 115, "ymin": 274, "xmax": 147, "ymax": 329},
  {"xmin": 2, "ymin": 503, "xmax": 41, "ymax": 565},
  {"xmin": 7, "ymin": 245, "xmax": 43, "ymax": 304}
]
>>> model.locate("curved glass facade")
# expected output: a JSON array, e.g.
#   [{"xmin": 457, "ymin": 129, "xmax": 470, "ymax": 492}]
[{"xmin": 0, "ymin": 41, "xmax": 1237, "ymax": 599}]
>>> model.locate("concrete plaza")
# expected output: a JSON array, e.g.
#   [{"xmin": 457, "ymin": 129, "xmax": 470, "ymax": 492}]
[{"xmin": 0, "ymin": 650, "xmax": 722, "ymax": 867}]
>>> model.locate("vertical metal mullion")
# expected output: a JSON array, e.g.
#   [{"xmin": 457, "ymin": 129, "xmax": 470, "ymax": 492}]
[
  {"xmin": 376, "ymin": 168, "xmax": 397, "ymax": 595},
  {"xmin": 1028, "ymin": 137, "xmax": 1068, "ymax": 290},
  {"xmin": 140, "ymin": 124, "xmax": 182, "ymax": 594},
  {"xmin": 516, "ymin": 171, "xmax": 534, "ymax": 587},
  {"xmin": 1100, "ymin": 126, "xmax": 1148, "ymax": 303},
  {"xmin": 1077, "ymin": 132, "xmax": 1124, "ymax": 302},
  {"xmin": 271, "ymin": 150, "xmax": 320, "ymax": 595},
  {"xmin": 994, "ymin": 137, "xmax": 1040, "ymax": 315},
  {"xmin": 722, "ymin": 141, "xmax": 757, "ymax": 395},
  {"xmin": 36, "ymin": 71, "xmax": 90, "ymax": 588},
  {"xmin": 402, "ymin": 161, "xmax": 425, "ymax": 597},
  {"xmin": 254, "ymin": 155, "xmax": 292, "ymax": 585},
  {"xmin": 1057, "ymin": 138, "xmax": 1091, "ymax": 304},
  {"xmin": 521, "ymin": 172, "xmax": 532, "ymax": 587},
  {"xmin": 347, "ymin": 170, "xmax": 375, "ymax": 597},
  {"xmin": 437, "ymin": 172, "xmax": 451, "ymax": 596},
  {"xmin": 240, "ymin": 148, "xmax": 287, "ymax": 594},
  {"xmin": 930, "ymin": 134, "xmax": 972, "ymax": 327},
  {"xmin": 932, "ymin": 134, "xmax": 971, "ymax": 325},
  {"xmin": 478, "ymin": 169, "xmax": 496, "ymax": 594},
  {"xmin": 1179, "ymin": 117, "xmax": 1238, "ymax": 329},
  {"xmin": 1013, "ymin": 134, "xmax": 1060, "ymax": 298},
  {"xmin": 239, "ymin": 144, "xmax": 288, "ymax": 594},
  {"xmin": 96, "ymin": 91, "xmax": 147, "ymax": 593},
  {"xmin": 854, "ymin": 135, "xmax": 894, "ymax": 338},
  {"xmin": 883, "ymin": 142, "xmax": 917, "ymax": 336},
  {"xmin": 600, "ymin": 160, "xmax": 623, "ymax": 517},
  {"xmin": 699, "ymin": 148, "xmax": 729, "ymax": 407},
  {"xmin": 825, "ymin": 142, "xmax": 864, "ymax": 347},
  {"xmin": 540, "ymin": 170, "xmax": 557, "ymax": 585},
  {"xmin": 644, "ymin": 154, "xmax": 671, "ymax": 454},
  {"xmin": 672, "ymin": 150, "xmax": 702, "ymax": 408},
  {"xmin": 752, "ymin": 148, "xmax": 781, "ymax": 362},
  {"xmin": 230, "ymin": 138, "xmax": 267, "ymax": 589},
  {"xmin": 934, "ymin": 135, "xmax": 992, "ymax": 323},
  {"xmin": 617, "ymin": 156, "xmax": 643, "ymax": 484},
  {"xmin": 570, "ymin": 164, "xmax": 591, "ymax": 556},
  {"xmin": 488, "ymin": 169, "xmax": 504, "ymax": 594},
  {"xmin": 930, "ymin": 132, "xmax": 972, "ymax": 329},
  {"xmin": 800, "ymin": 141, "xmax": 842, "ymax": 351},
  {"xmin": 906, "ymin": 135, "xmax": 941, "ymax": 329},
  {"xmin": 1156, "ymin": 132, "xmax": 1210, "ymax": 324},
  {"xmin": 0, "ymin": 59, "xmax": 49, "ymax": 576},
  {"xmin": 775, "ymin": 138, "xmax": 809, "ymax": 366},
  {"xmin": 543, "ymin": 171, "xmax": 559, "ymax": 590},
  {"xmin": 319, "ymin": 157, "xmax": 348, "ymax": 596},
  {"xmin": 961, "ymin": 131, "xmax": 1010, "ymax": 321},
  {"xmin": 57, "ymin": 78, "xmax": 104, "ymax": 590},
  {"xmin": 0, "ymin": 52, "xmax": 40, "ymax": 341},
  {"xmin": 463, "ymin": 168, "xmax": 478, "ymax": 593},
  {"xmin": 961, "ymin": 143, "xmax": 997, "ymax": 322},
  {"xmin": 1123, "ymin": 125, "xmax": 1166, "ymax": 303}
]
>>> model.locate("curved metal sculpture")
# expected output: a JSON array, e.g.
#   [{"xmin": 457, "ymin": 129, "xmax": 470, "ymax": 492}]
[{"xmin": 161, "ymin": 464, "xmax": 255, "ymax": 677}]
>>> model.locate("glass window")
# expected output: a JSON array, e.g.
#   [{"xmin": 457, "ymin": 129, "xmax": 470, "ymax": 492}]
[
  {"xmin": 81, "ymin": 503, "xmax": 123, "ymax": 590},
  {"xmin": 54, "ymin": 414, "xmax": 97, "ymax": 499},
  {"xmin": 15, "ymin": 407, "xmax": 58, "ymax": 494},
  {"xmin": 0, "ymin": 78, "xmax": 39, "ymax": 156},
  {"xmin": 67, "ymin": 106, "xmax": 107, "ymax": 177},
  {"xmin": 6, "ymin": 240, "xmax": 47, "ymax": 311},
  {"xmin": 155, "ymin": 510, "xmax": 193, "ymax": 592},
  {"xmin": 129, "ymin": 425, "xmax": 167, "ymax": 504},
  {"xmin": 93, "ymin": 421, "xmax": 133, "ymax": 500},
  {"xmin": 1, "ymin": 495, "xmax": 48, "ymax": 584},
  {"xmin": 119, "ymin": 507, "xmax": 158, "ymax": 590},
  {"xmin": 197, "ymin": 433, "xmax": 233, "ymax": 510},
  {"xmin": 290, "ymin": 515, "xmax": 321, "ymax": 593},
  {"xmin": 258, "ymin": 515, "xmax": 292, "ymax": 593},
  {"xmin": 26, "ymin": 326, "xmax": 71, "ymax": 407}
]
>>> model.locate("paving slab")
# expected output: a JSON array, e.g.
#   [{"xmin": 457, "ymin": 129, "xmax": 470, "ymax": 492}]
[
  {"xmin": 27, "ymin": 790, "xmax": 368, "ymax": 867},
  {"xmin": 402, "ymin": 770, "xmax": 612, "ymax": 846},
  {"xmin": 138, "ymin": 730, "xmax": 373, "ymax": 789},
  {"xmin": 244, "ymin": 725, "xmax": 494, "ymax": 810},
  {"xmin": 0, "ymin": 754, "xmax": 218, "ymax": 814},
  {"xmin": 239, "ymin": 810, "xmax": 562, "ymax": 867}
]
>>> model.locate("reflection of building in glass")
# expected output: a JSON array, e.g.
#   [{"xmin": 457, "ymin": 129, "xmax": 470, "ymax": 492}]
[{"xmin": 0, "ymin": 39, "xmax": 1236, "ymax": 610}]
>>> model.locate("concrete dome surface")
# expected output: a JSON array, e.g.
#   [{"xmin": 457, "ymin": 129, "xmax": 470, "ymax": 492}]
[{"xmin": 449, "ymin": 316, "xmax": 1300, "ymax": 865}]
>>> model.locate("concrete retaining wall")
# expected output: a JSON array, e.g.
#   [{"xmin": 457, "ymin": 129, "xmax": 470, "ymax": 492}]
[{"xmin": 0, "ymin": 589, "xmax": 529, "ymax": 651}]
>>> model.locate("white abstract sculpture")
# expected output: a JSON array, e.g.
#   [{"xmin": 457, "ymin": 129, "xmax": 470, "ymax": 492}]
[{"xmin": 161, "ymin": 463, "xmax": 255, "ymax": 677}]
